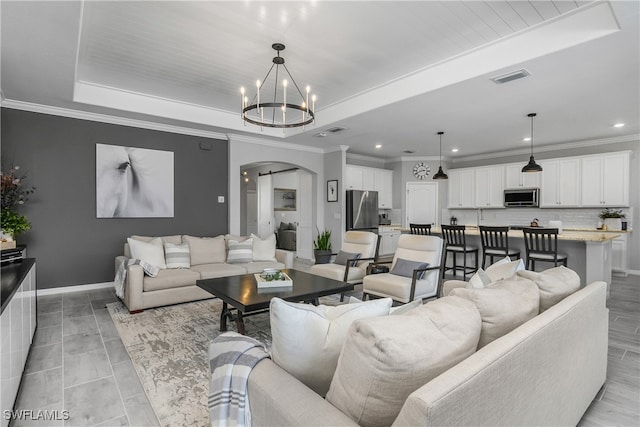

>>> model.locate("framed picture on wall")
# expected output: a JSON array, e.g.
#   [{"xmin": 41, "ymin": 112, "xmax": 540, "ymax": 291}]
[
  {"xmin": 96, "ymin": 143, "xmax": 174, "ymax": 218},
  {"xmin": 327, "ymin": 180, "xmax": 338, "ymax": 202}
]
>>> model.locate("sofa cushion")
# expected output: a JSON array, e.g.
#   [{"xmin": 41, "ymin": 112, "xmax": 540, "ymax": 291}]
[
  {"xmin": 517, "ymin": 266, "xmax": 580, "ymax": 312},
  {"xmin": 270, "ymin": 297, "xmax": 392, "ymax": 397},
  {"xmin": 237, "ymin": 261, "xmax": 285, "ymax": 274},
  {"xmin": 450, "ymin": 278, "xmax": 539, "ymax": 348},
  {"xmin": 191, "ymin": 263, "xmax": 246, "ymax": 280},
  {"xmin": 250, "ymin": 233, "xmax": 277, "ymax": 262},
  {"xmin": 227, "ymin": 239, "xmax": 253, "ymax": 264},
  {"xmin": 363, "ymin": 271, "xmax": 436, "ymax": 303},
  {"xmin": 127, "ymin": 237, "xmax": 166, "ymax": 269},
  {"xmin": 326, "ymin": 296, "xmax": 481, "ymax": 427},
  {"xmin": 142, "ymin": 268, "xmax": 201, "ymax": 292},
  {"xmin": 183, "ymin": 235, "xmax": 226, "ymax": 265},
  {"xmin": 124, "ymin": 235, "xmax": 182, "ymax": 258},
  {"xmin": 163, "ymin": 242, "xmax": 190, "ymax": 269}
]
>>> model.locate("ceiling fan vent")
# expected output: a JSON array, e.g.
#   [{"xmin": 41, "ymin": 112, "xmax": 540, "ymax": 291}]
[
  {"xmin": 326, "ymin": 126, "xmax": 346, "ymax": 133},
  {"xmin": 491, "ymin": 69, "xmax": 530, "ymax": 84}
]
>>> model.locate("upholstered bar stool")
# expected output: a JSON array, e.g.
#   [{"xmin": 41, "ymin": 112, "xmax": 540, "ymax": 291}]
[
  {"xmin": 479, "ymin": 226, "xmax": 521, "ymax": 269},
  {"xmin": 441, "ymin": 225, "xmax": 478, "ymax": 280},
  {"xmin": 409, "ymin": 224, "xmax": 432, "ymax": 235},
  {"xmin": 522, "ymin": 227, "xmax": 568, "ymax": 271}
]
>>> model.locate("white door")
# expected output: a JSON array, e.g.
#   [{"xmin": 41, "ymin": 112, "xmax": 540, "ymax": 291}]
[
  {"xmin": 246, "ymin": 191, "xmax": 258, "ymax": 236},
  {"xmin": 257, "ymin": 174, "xmax": 273, "ymax": 238},
  {"xmin": 406, "ymin": 182, "xmax": 438, "ymax": 227},
  {"xmin": 296, "ymin": 171, "xmax": 313, "ymax": 260}
]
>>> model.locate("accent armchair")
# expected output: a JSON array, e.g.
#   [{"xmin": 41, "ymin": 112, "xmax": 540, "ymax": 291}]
[
  {"xmin": 309, "ymin": 231, "xmax": 379, "ymax": 284},
  {"xmin": 363, "ymin": 234, "xmax": 444, "ymax": 303}
]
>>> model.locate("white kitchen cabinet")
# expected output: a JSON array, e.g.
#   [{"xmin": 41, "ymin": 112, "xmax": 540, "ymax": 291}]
[
  {"xmin": 580, "ymin": 152, "xmax": 629, "ymax": 207},
  {"xmin": 611, "ymin": 233, "xmax": 628, "ymax": 274},
  {"xmin": 346, "ymin": 165, "xmax": 393, "ymax": 209},
  {"xmin": 448, "ymin": 169, "xmax": 475, "ymax": 208},
  {"xmin": 505, "ymin": 163, "xmax": 541, "ymax": 189},
  {"xmin": 379, "ymin": 229, "xmax": 401, "ymax": 256},
  {"xmin": 474, "ymin": 166, "xmax": 505, "ymax": 208},
  {"xmin": 374, "ymin": 169, "xmax": 393, "ymax": 208},
  {"xmin": 539, "ymin": 158, "xmax": 581, "ymax": 207}
]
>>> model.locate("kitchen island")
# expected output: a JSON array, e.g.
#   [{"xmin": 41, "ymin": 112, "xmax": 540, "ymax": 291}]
[{"xmin": 398, "ymin": 227, "xmax": 620, "ymax": 287}]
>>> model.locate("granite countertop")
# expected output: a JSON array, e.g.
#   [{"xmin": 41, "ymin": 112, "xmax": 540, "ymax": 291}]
[
  {"xmin": 428, "ymin": 226, "xmax": 621, "ymax": 242},
  {"xmin": 1, "ymin": 258, "xmax": 36, "ymax": 315}
]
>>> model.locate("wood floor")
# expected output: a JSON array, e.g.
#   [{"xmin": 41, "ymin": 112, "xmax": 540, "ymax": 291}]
[{"xmin": 578, "ymin": 273, "xmax": 640, "ymax": 426}]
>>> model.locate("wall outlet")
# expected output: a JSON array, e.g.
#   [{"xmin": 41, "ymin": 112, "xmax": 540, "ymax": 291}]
[{"xmin": 217, "ymin": 196, "xmax": 225, "ymax": 203}]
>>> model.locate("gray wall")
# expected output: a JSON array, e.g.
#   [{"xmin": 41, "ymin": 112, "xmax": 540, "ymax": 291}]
[
  {"xmin": 324, "ymin": 149, "xmax": 345, "ymax": 250},
  {"xmin": 1, "ymin": 108, "xmax": 229, "ymax": 289}
]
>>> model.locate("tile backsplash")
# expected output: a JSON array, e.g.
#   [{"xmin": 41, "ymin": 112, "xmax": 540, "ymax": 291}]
[{"xmin": 444, "ymin": 207, "xmax": 633, "ymax": 230}]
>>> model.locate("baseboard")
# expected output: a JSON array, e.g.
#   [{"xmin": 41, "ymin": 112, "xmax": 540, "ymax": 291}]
[{"xmin": 37, "ymin": 282, "xmax": 114, "ymax": 295}]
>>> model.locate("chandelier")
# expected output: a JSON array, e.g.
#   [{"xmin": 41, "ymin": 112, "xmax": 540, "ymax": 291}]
[{"xmin": 240, "ymin": 43, "xmax": 316, "ymax": 130}]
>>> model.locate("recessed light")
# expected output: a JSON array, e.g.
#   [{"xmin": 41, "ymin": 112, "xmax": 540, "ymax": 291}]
[
  {"xmin": 375, "ymin": 144, "xmax": 382, "ymax": 149},
  {"xmin": 523, "ymin": 137, "xmax": 531, "ymax": 142},
  {"xmin": 613, "ymin": 123, "xmax": 625, "ymax": 128},
  {"xmin": 451, "ymin": 148, "xmax": 459, "ymax": 153}
]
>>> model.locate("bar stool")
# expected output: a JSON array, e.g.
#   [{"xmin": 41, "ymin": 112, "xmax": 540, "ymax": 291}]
[
  {"xmin": 522, "ymin": 227, "xmax": 568, "ymax": 271},
  {"xmin": 409, "ymin": 223, "xmax": 432, "ymax": 235},
  {"xmin": 479, "ymin": 226, "xmax": 521, "ymax": 269},
  {"xmin": 441, "ymin": 225, "xmax": 478, "ymax": 279}
]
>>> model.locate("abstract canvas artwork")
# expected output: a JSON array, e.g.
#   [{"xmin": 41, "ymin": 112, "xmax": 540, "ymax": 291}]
[{"xmin": 96, "ymin": 144, "xmax": 174, "ymax": 218}]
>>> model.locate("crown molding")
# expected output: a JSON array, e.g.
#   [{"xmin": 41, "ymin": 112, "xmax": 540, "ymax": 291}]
[
  {"xmin": 1, "ymin": 99, "xmax": 229, "ymax": 140},
  {"xmin": 393, "ymin": 156, "xmax": 442, "ymax": 162},
  {"xmin": 227, "ymin": 133, "xmax": 325, "ymax": 154},
  {"xmin": 450, "ymin": 134, "xmax": 640, "ymax": 164},
  {"xmin": 346, "ymin": 152, "xmax": 386, "ymax": 165}
]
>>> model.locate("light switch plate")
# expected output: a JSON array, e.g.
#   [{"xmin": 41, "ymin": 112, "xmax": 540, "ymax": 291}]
[{"xmin": 217, "ymin": 196, "xmax": 225, "ymax": 203}]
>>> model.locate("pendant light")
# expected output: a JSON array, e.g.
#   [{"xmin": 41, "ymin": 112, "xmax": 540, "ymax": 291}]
[
  {"xmin": 433, "ymin": 131, "xmax": 448, "ymax": 180},
  {"xmin": 522, "ymin": 113, "xmax": 542, "ymax": 173}
]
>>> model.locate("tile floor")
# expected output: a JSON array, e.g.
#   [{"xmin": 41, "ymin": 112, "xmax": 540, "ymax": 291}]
[{"xmin": 10, "ymin": 267, "xmax": 640, "ymax": 427}]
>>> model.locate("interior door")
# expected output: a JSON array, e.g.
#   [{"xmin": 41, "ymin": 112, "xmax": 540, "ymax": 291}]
[
  {"xmin": 246, "ymin": 190, "xmax": 258, "ymax": 236},
  {"xmin": 296, "ymin": 171, "xmax": 313, "ymax": 260},
  {"xmin": 257, "ymin": 174, "xmax": 273, "ymax": 238},
  {"xmin": 406, "ymin": 182, "xmax": 438, "ymax": 227}
]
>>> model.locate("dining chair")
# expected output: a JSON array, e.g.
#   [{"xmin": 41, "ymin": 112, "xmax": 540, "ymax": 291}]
[
  {"xmin": 441, "ymin": 225, "xmax": 478, "ymax": 280},
  {"xmin": 409, "ymin": 223, "xmax": 432, "ymax": 235},
  {"xmin": 479, "ymin": 226, "xmax": 521, "ymax": 269}
]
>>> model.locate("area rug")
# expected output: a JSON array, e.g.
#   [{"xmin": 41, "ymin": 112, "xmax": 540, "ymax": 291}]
[{"xmin": 107, "ymin": 295, "xmax": 342, "ymax": 427}]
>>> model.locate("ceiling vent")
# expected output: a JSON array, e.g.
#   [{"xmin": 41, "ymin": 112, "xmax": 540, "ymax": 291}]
[
  {"xmin": 491, "ymin": 69, "xmax": 530, "ymax": 84},
  {"xmin": 403, "ymin": 150, "xmax": 415, "ymax": 154},
  {"xmin": 325, "ymin": 126, "xmax": 346, "ymax": 133}
]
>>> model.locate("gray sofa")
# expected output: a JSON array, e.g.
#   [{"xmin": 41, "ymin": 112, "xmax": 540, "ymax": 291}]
[
  {"xmin": 245, "ymin": 280, "xmax": 608, "ymax": 426},
  {"xmin": 115, "ymin": 234, "xmax": 293, "ymax": 313}
]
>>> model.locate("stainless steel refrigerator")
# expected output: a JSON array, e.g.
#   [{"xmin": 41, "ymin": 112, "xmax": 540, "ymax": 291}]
[{"xmin": 346, "ymin": 190, "xmax": 379, "ymax": 232}]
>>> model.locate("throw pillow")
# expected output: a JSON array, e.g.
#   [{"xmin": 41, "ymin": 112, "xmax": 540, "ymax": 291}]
[
  {"xmin": 450, "ymin": 278, "xmax": 539, "ymax": 348},
  {"xmin": 127, "ymin": 237, "xmax": 166, "ymax": 269},
  {"xmin": 334, "ymin": 250, "xmax": 361, "ymax": 267},
  {"xmin": 226, "ymin": 239, "xmax": 253, "ymax": 264},
  {"xmin": 270, "ymin": 297, "xmax": 393, "ymax": 397},
  {"xmin": 349, "ymin": 296, "xmax": 423, "ymax": 316},
  {"xmin": 183, "ymin": 235, "xmax": 226, "ymax": 265},
  {"xmin": 467, "ymin": 268, "xmax": 492, "ymax": 289},
  {"xmin": 250, "ymin": 233, "xmax": 277, "ymax": 262},
  {"xmin": 517, "ymin": 266, "xmax": 580, "ymax": 312},
  {"xmin": 390, "ymin": 258, "xmax": 429, "ymax": 279},
  {"xmin": 485, "ymin": 257, "xmax": 525, "ymax": 282},
  {"xmin": 163, "ymin": 242, "xmax": 190, "ymax": 269},
  {"xmin": 326, "ymin": 296, "xmax": 482, "ymax": 427}
]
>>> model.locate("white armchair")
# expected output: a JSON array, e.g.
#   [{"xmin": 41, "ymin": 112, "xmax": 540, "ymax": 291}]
[
  {"xmin": 309, "ymin": 231, "xmax": 379, "ymax": 284},
  {"xmin": 363, "ymin": 234, "xmax": 444, "ymax": 303}
]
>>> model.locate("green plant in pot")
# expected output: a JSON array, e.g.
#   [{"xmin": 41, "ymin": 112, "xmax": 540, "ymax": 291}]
[
  {"xmin": 313, "ymin": 228, "xmax": 333, "ymax": 264},
  {"xmin": 1, "ymin": 209, "xmax": 31, "ymax": 239},
  {"xmin": 1, "ymin": 165, "xmax": 35, "ymax": 245},
  {"xmin": 598, "ymin": 209, "xmax": 625, "ymax": 231}
]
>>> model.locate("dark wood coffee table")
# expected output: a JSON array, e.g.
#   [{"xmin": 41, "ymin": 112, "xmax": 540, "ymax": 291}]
[{"xmin": 196, "ymin": 269, "xmax": 354, "ymax": 334}]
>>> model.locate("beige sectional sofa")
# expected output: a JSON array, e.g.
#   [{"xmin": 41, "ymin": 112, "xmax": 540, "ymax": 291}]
[
  {"xmin": 245, "ymin": 275, "xmax": 608, "ymax": 426},
  {"xmin": 115, "ymin": 234, "xmax": 293, "ymax": 313}
]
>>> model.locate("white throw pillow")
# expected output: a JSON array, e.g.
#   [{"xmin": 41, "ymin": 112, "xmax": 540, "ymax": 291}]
[
  {"xmin": 486, "ymin": 257, "xmax": 525, "ymax": 282},
  {"xmin": 250, "ymin": 233, "xmax": 277, "ymax": 262},
  {"xmin": 226, "ymin": 239, "xmax": 253, "ymax": 264},
  {"xmin": 467, "ymin": 268, "xmax": 492, "ymax": 289},
  {"xmin": 270, "ymin": 297, "xmax": 393, "ymax": 397},
  {"xmin": 163, "ymin": 242, "xmax": 190, "ymax": 269},
  {"xmin": 127, "ymin": 237, "xmax": 166, "ymax": 269},
  {"xmin": 183, "ymin": 235, "xmax": 226, "ymax": 265}
]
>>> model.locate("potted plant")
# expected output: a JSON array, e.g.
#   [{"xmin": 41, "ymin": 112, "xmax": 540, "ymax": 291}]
[
  {"xmin": 313, "ymin": 228, "xmax": 333, "ymax": 264},
  {"xmin": 599, "ymin": 208, "xmax": 625, "ymax": 230},
  {"xmin": 1, "ymin": 165, "xmax": 35, "ymax": 248}
]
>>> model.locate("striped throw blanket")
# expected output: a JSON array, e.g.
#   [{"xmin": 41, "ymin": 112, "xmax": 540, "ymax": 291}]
[
  {"xmin": 209, "ymin": 332, "xmax": 270, "ymax": 427},
  {"xmin": 113, "ymin": 258, "xmax": 160, "ymax": 299}
]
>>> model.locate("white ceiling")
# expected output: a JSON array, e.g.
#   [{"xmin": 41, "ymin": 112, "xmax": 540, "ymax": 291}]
[{"xmin": 1, "ymin": 1, "xmax": 638, "ymax": 160}]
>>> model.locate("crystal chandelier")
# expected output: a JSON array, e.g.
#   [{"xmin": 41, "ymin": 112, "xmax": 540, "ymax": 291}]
[{"xmin": 240, "ymin": 43, "xmax": 316, "ymax": 130}]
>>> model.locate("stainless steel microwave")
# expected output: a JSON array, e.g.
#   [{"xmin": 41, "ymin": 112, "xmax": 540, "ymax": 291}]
[{"xmin": 504, "ymin": 188, "xmax": 539, "ymax": 207}]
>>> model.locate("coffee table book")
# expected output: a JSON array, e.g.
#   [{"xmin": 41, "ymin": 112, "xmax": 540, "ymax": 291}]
[{"xmin": 254, "ymin": 272, "xmax": 293, "ymax": 288}]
